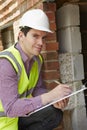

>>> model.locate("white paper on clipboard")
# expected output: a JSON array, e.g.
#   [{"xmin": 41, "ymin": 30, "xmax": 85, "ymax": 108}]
[{"xmin": 28, "ymin": 85, "xmax": 87, "ymax": 116}]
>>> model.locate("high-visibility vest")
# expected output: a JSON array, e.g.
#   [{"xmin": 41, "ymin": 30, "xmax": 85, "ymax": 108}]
[{"xmin": 0, "ymin": 45, "xmax": 43, "ymax": 130}]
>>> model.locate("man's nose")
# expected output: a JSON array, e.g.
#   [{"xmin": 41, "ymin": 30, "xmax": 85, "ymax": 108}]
[{"xmin": 38, "ymin": 38, "xmax": 43, "ymax": 45}]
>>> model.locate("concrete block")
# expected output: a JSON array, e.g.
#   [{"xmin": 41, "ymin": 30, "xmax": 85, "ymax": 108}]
[
  {"xmin": 58, "ymin": 27, "xmax": 82, "ymax": 53},
  {"xmin": 72, "ymin": 106, "xmax": 87, "ymax": 130},
  {"xmin": 59, "ymin": 53, "xmax": 84, "ymax": 83},
  {"xmin": 57, "ymin": 4, "xmax": 80, "ymax": 28},
  {"xmin": 65, "ymin": 81, "xmax": 85, "ymax": 110},
  {"xmin": 64, "ymin": 106, "xmax": 87, "ymax": 130}
]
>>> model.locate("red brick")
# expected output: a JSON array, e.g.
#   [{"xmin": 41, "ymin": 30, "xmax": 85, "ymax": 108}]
[
  {"xmin": 42, "ymin": 52, "xmax": 58, "ymax": 61},
  {"xmin": 43, "ymin": 61, "xmax": 59, "ymax": 70},
  {"xmin": 20, "ymin": 1, "xmax": 27, "ymax": 13},
  {"xmin": 46, "ymin": 32, "xmax": 57, "ymax": 41},
  {"xmin": 20, "ymin": 0, "xmax": 25, "ymax": 3},
  {"xmin": 35, "ymin": 2, "xmax": 43, "ymax": 10},
  {"xmin": 45, "ymin": 81, "xmax": 59, "ymax": 90},
  {"xmin": 27, "ymin": 0, "xmax": 33, "ymax": 9},
  {"xmin": 33, "ymin": 0, "xmax": 40, "ymax": 3},
  {"xmin": 42, "ymin": 71, "xmax": 60, "ymax": 80},
  {"xmin": 50, "ymin": 22, "xmax": 56, "ymax": 31},
  {"xmin": 18, "ymin": 0, "xmax": 25, "ymax": 5},
  {"xmin": 42, "ymin": 42, "xmax": 59, "ymax": 51},
  {"xmin": 46, "ymin": 12, "xmax": 55, "ymax": 22},
  {"xmin": 43, "ymin": 3, "xmax": 56, "ymax": 12}
]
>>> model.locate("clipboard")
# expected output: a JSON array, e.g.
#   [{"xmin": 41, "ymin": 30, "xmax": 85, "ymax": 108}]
[{"xmin": 28, "ymin": 84, "xmax": 87, "ymax": 116}]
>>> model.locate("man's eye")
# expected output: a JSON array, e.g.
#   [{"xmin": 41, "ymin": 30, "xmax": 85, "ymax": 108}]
[
  {"xmin": 33, "ymin": 35, "xmax": 38, "ymax": 38},
  {"xmin": 42, "ymin": 36, "xmax": 46, "ymax": 41}
]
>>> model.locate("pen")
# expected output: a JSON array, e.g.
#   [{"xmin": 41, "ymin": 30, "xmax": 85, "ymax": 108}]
[{"xmin": 53, "ymin": 80, "xmax": 61, "ymax": 85}]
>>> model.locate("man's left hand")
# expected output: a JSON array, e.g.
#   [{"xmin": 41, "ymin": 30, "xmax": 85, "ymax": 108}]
[{"xmin": 53, "ymin": 98, "xmax": 69, "ymax": 109}]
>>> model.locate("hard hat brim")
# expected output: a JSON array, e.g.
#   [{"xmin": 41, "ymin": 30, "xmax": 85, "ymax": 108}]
[
  {"xmin": 19, "ymin": 25, "xmax": 53, "ymax": 33},
  {"xmin": 30, "ymin": 26, "xmax": 53, "ymax": 33}
]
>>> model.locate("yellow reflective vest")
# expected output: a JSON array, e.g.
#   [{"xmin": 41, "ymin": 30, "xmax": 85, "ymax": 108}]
[{"xmin": 0, "ymin": 45, "xmax": 43, "ymax": 130}]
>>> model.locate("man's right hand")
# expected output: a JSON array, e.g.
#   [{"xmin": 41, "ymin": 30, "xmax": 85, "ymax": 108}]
[{"xmin": 41, "ymin": 84, "xmax": 72, "ymax": 106}]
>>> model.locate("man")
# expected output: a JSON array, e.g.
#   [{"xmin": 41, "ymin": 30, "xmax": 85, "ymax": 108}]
[{"xmin": 0, "ymin": 9, "xmax": 71, "ymax": 130}]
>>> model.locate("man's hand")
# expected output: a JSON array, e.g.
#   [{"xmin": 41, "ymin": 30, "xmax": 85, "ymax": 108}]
[{"xmin": 53, "ymin": 98, "xmax": 69, "ymax": 109}]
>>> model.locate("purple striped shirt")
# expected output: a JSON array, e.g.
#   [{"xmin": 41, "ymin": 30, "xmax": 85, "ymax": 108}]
[{"xmin": 0, "ymin": 43, "xmax": 47, "ymax": 117}]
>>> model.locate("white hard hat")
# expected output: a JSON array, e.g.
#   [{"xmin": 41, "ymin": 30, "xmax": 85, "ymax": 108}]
[{"xmin": 19, "ymin": 9, "xmax": 53, "ymax": 33}]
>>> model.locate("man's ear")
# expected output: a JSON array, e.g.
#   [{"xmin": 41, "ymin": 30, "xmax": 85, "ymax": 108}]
[{"xmin": 18, "ymin": 31, "xmax": 25, "ymax": 39}]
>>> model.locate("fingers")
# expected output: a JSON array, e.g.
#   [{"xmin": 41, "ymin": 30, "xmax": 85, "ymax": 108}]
[
  {"xmin": 48, "ymin": 84, "xmax": 72, "ymax": 103},
  {"xmin": 62, "ymin": 98, "xmax": 69, "ymax": 107},
  {"xmin": 53, "ymin": 98, "xmax": 69, "ymax": 109},
  {"xmin": 56, "ymin": 84, "xmax": 72, "ymax": 97}
]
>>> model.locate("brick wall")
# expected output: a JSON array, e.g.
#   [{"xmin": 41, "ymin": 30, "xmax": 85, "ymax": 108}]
[
  {"xmin": 41, "ymin": 3, "xmax": 60, "ymax": 89},
  {"xmin": 0, "ymin": 0, "xmax": 62, "ymax": 130}
]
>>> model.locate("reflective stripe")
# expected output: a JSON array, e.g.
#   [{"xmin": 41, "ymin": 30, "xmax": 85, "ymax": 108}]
[
  {"xmin": 0, "ymin": 51, "xmax": 22, "ymax": 80},
  {"xmin": 36, "ymin": 56, "xmax": 42, "ymax": 74},
  {"xmin": 0, "ymin": 112, "xmax": 6, "ymax": 117},
  {"xmin": 18, "ymin": 87, "xmax": 34, "ymax": 98}
]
